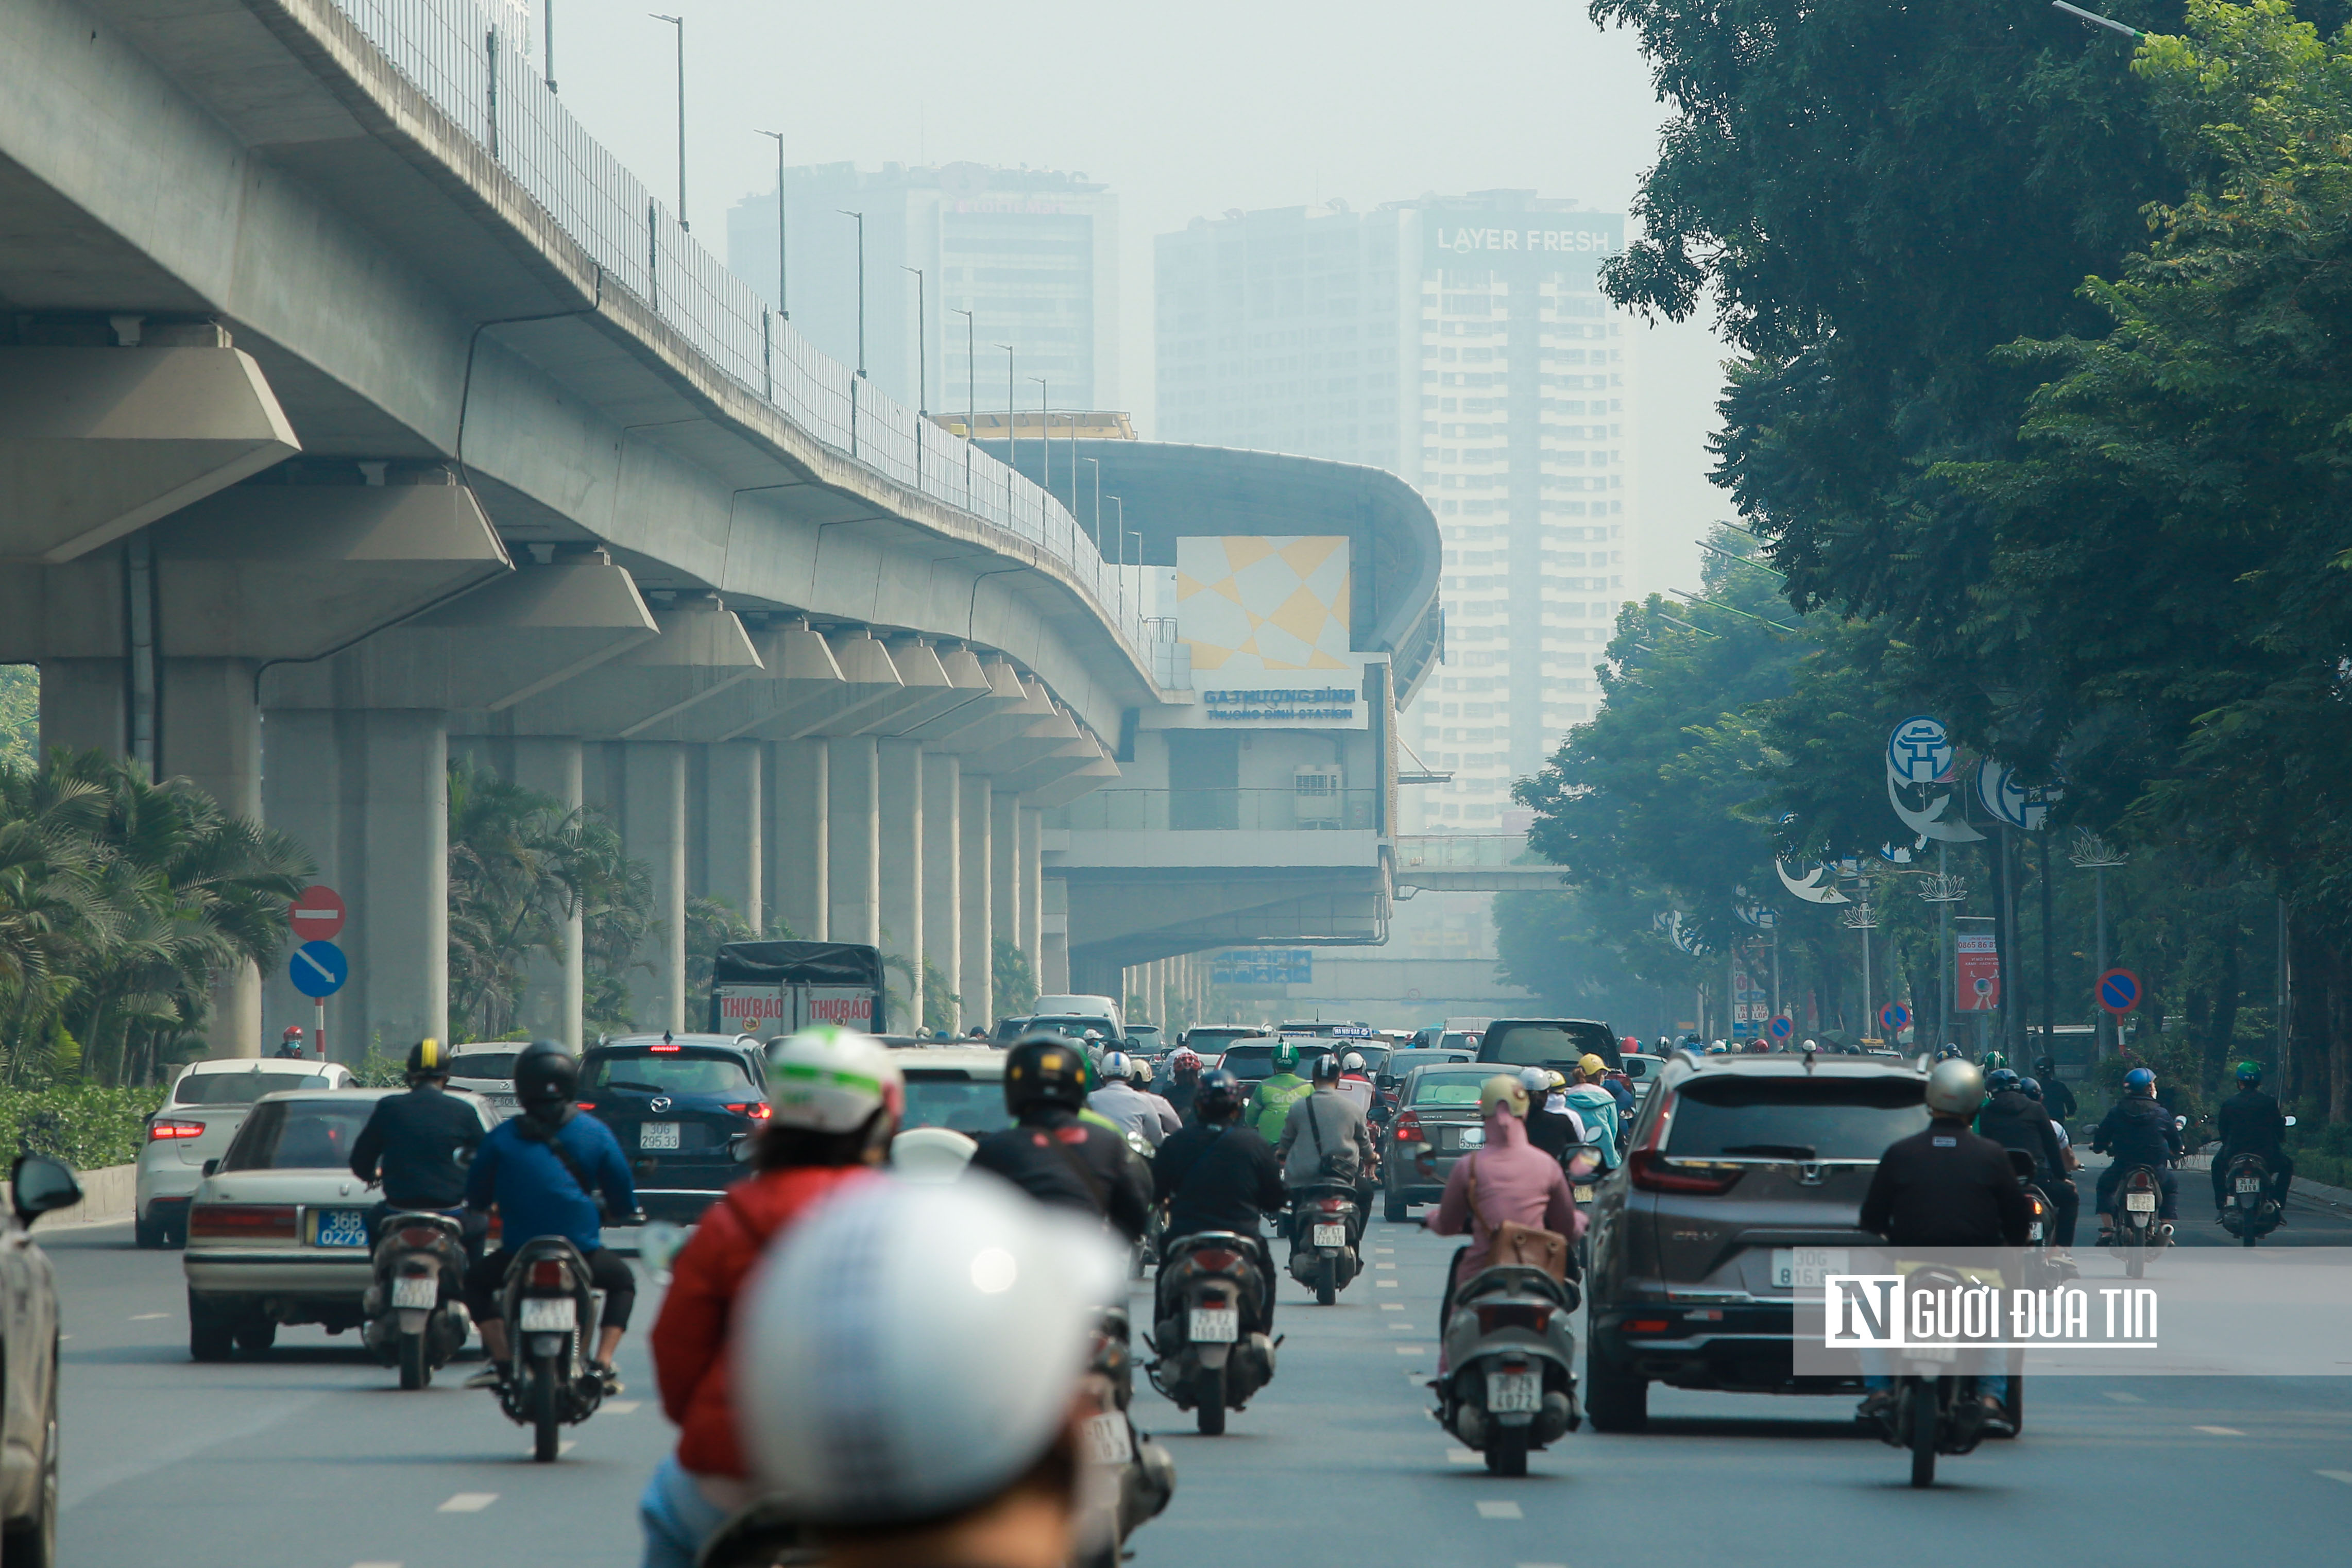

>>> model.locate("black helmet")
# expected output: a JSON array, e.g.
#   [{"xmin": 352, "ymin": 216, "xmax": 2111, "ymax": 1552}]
[
  {"xmin": 514, "ymin": 1039, "xmax": 579, "ymax": 1111},
  {"xmin": 1195, "ymin": 1067, "xmax": 1243, "ymax": 1122},
  {"xmin": 2019, "ymin": 1076, "xmax": 2044, "ymax": 1102},
  {"xmin": 2034, "ymin": 1056, "xmax": 2057, "ymax": 1077},
  {"xmin": 1985, "ymin": 1067, "xmax": 2020, "ymax": 1096},
  {"xmin": 1004, "ymin": 1035, "xmax": 1088, "ymax": 1114},
  {"xmin": 406, "ymin": 1038, "xmax": 450, "ymax": 1082}
]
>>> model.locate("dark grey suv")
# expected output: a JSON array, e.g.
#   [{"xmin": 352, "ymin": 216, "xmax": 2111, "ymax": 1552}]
[{"xmin": 1581, "ymin": 1052, "xmax": 1929, "ymax": 1430}]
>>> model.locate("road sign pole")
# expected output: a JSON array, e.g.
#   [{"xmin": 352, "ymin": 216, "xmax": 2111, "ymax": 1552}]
[
  {"xmin": 314, "ymin": 996, "xmax": 326, "ymax": 1062},
  {"xmin": 2094, "ymin": 864, "xmax": 2108, "ymax": 1061}
]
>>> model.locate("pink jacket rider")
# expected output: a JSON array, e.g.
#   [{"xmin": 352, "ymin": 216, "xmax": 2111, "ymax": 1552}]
[{"xmin": 1428, "ymin": 1105, "xmax": 1584, "ymax": 1273}]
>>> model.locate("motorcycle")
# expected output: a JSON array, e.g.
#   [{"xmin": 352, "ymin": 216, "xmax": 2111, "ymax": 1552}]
[
  {"xmin": 1147, "ymin": 1232, "xmax": 1276, "ymax": 1436},
  {"xmin": 1284, "ymin": 1181, "xmax": 1362, "ymax": 1306},
  {"xmin": 492, "ymin": 1237, "xmax": 608, "ymax": 1461},
  {"xmin": 1872, "ymin": 1265, "xmax": 2002, "ymax": 1488},
  {"xmin": 2106, "ymin": 1163, "xmax": 2172, "ymax": 1279},
  {"xmin": 2008, "ymin": 1150, "xmax": 2075, "ymax": 1290},
  {"xmin": 1435, "ymin": 1263, "xmax": 1580, "ymax": 1476},
  {"xmin": 360, "ymin": 1210, "xmax": 472, "ymax": 1389},
  {"xmin": 1073, "ymin": 1305, "xmax": 1174, "ymax": 1568},
  {"xmin": 2219, "ymin": 1151, "xmax": 2283, "ymax": 1247}
]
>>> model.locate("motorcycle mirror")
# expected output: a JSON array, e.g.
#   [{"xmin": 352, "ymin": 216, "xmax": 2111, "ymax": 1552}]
[
  {"xmin": 201, "ymin": 1158, "xmax": 219, "ymax": 1178},
  {"xmin": 2175, "ymin": 1116, "xmax": 2188, "ymax": 1129},
  {"xmin": 2286, "ymin": 1115, "xmax": 2298, "ymax": 1127},
  {"xmin": 636, "ymin": 1219, "xmax": 689, "ymax": 1282}
]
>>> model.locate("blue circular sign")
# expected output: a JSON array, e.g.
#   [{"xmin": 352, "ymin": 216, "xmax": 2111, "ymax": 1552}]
[
  {"xmin": 289, "ymin": 940, "xmax": 348, "ymax": 998},
  {"xmin": 2098, "ymin": 968, "xmax": 2141, "ymax": 1015},
  {"xmin": 1766, "ymin": 1015, "xmax": 1794, "ymax": 1041}
]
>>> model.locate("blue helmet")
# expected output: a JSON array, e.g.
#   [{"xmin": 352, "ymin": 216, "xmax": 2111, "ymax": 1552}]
[
  {"xmin": 1985, "ymin": 1068, "xmax": 2020, "ymax": 1096},
  {"xmin": 2123, "ymin": 1067, "xmax": 2156, "ymax": 1095},
  {"xmin": 2018, "ymin": 1076, "xmax": 2044, "ymax": 1102},
  {"xmin": 1934, "ymin": 1045, "xmax": 1966, "ymax": 1062}
]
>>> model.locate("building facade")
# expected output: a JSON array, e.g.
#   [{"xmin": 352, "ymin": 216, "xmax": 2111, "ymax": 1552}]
[
  {"xmin": 726, "ymin": 162, "xmax": 1119, "ymax": 420},
  {"xmin": 1155, "ymin": 191, "xmax": 1628, "ymax": 832}
]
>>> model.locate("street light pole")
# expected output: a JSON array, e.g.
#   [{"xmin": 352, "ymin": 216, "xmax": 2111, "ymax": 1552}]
[
  {"xmin": 543, "ymin": 0, "xmax": 558, "ymax": 90},
  {"xmin": 753, "ymin": 129, "xmax": 788, "ymax": 318},
  {"xmin": 1081, "ymin": 456, "xmax": 1101, "ymax": 551},
  {"xmin": 839, "ymin": 210, "xmax": 865, "ymax": 377},
  {"xmin": 902, "ymin": 266, "xmax": 926, "ymax": 413},
  {"xmin": 650, "ymin": 15, "xmax": 686, "ymax": 229},
  {"xmin": 1030, "ymin": 376, "xmax": 1049, "ymax": 518},
  {"xmin": 951, "ymin": 307, "xmax": 975, "ymax": 499},
  {"xmin": 2068, "ymin": 830, "xmax": 2128, "ymax": 1062},
  {"xmin": 996, "ymin": 344, "xmax": 1015, "ymax": 510}
]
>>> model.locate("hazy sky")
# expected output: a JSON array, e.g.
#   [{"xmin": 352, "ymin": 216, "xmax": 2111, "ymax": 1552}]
[{"xmin": 538, "ymin": 0, "xmax": 1728, "ymax": 591}]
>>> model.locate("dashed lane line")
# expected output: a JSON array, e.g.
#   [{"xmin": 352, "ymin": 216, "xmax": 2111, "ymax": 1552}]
[
  {"xmin": 1476, "ymin": 1500, "xmax": 1524, "ymax": 1520},
  {"xmin": 1395, "ymin": 1345, "xmax": 1427, "ymax": 1356},
  {"xmin": 604, "ymin": 1400, "xmax": 641, "ymax": 1414},
  {"xmin": 2104, "ymin": 1391, "xmax": 2143, "ymax": 1403},
  {"xmin": 1446, "ymin": 1447, "xmax": 1479, "ymax": 1465},
  {"xmin": 437, "ymin": 1493, "xmax": 498, "ymax": 1513},
  {"xmin": 2318, "ymin": 1470, "xmax": 2352, "ymax": 1485},
  {"xmin": 2194, "ymin": 1425, "xmax": 2246, "ymax": 1436},
  {"xmin": 1380, "ymin": 1303, "xmax": 1404, "ymax": 1311},
  {"xmin": 1376, "ymin": 1281, "xmax": 1400, "ymax": 1289},
  {"xmin": 129, "ymin": 1313, "xmax": 167, "ymax": 1321}
]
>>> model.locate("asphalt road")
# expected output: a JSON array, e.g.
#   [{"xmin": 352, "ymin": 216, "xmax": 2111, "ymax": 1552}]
[{"xmin": 41, "ymin": 1183, "xmax": 2352, "ymax": 1568}]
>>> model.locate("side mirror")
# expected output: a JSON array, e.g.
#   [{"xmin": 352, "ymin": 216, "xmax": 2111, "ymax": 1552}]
[
  {"xmin": 10, "ymin": 1155, "xmax": 81, "ymax": 1228},
  {"xmin": 201, "ymin": 1158, "xmax": 220, "ymax": 1178},
  {"xmin": 2286, "ymin": 1115, "xmax": 2299, "ymax": 1127},
  {"xmin": 2175, "ymin": 1116, "xmax": 2189, "ymax": 1130}
]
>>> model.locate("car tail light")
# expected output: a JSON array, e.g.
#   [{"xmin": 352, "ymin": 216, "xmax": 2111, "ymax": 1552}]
[
  {"xmin": 528, "ymin": 1259, "xmax": 568, "ymax": 1288},
  {"xmin": 575, "ymin": 1101, "xmax": 597, "ymax": 1112},
  {"xmin": 148, "ymin": 1119, "xmax": 204, "ymax": 1141},
  {"xmin": 1476, "ymin": 1303, "xmax": 1552, "ymax": 1334},
  {"xmin": 1392, "ymin": 1111, "xmax": 1425, "ymax": 1144},
  {"xmin": 1628, "ymin": 1150, "xmax": 1746, "ymax": 1196},
  {"xmin": 650, "ymin": 1043, "xmax": 681, "ymax": 1053},
  {"xmin": 397, "ymin": 1228, "xmax": 447, "ymax": 1249},
  {"xmin": 189, "ymin": 1204, "xmax": 296, "ymax": 1240},
  {"xmin": 1317, "ymin": 1197, "xmax": 1346, "ymax": 1213},
  {"xmin": 1626, "ymin": 1318, "xmax": 1671, "ymax": 1334},
  {"xmin": 1190, "ymin": 1248, "xmax": 1240, "ymax": 1272},
  {"xmin": 727, "ymin": 1102, "xmax": 773, "ymax": 1120}
]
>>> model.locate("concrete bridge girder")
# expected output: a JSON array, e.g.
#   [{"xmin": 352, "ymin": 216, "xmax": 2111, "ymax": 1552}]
[
  {"xmin": 490, "ymin": 598, "xmax": 763, "ymax": 740},
  {"xmin": 625, "ymin": 619, "xmax": 843, "ymax": 744},
  {"xmin": 0, "ymin": 345, "xmax": 300, "ymax": 563}
]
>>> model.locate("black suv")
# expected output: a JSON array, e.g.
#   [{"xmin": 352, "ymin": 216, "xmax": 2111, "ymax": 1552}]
[
  {"xmin": 1475, "ymin": 1018, "xmax": 1623, "ymax": 1077},
  {"xmin": 1580, "ymin": 1051, "xmax": 1930, "ymax": 1430},
  {"xmin": 577, "ymin": 1034, "xmax": 769, "ymax": 1222}
]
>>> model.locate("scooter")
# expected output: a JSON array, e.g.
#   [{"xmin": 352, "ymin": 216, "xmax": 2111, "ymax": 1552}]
[
  {"xmin": 2219, "ymin": 1151, "xmax": 2283, "ymax": 1247},
  {"xmin": 1285, "ymin": 1181, "xmax": 1362, "ymax": 1306},
  {"xmin": 492, "ymin": 1237, "xmax": 608, "ymax": 1460},
  {"xmin": 1074, "ymin": 1305, "xmax": 1174, "ymax": 1568},
  {"xmin": 1872, "ymin": 1265, "xmax": 2003, "ymax": 1488},
  {"xmin": 1147, "ymin": 1232, "xmax": 1276, "ymax": 1436},
  {"xmin": 1435, "ymin": 1263, "xmax": 1580, "ymax": 1476},
  {"xmin": 2106, "ymin": 1163, "xmax": 2172, "ymax": 1279},
  {"xmin": 360, "ymin": 1211, "xmax": 472, "ymax": 1388}
]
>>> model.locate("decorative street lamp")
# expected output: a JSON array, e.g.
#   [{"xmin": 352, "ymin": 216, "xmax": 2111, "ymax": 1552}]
[{"xmin": 2068, "ymin": 829, "xmax": 2129, "ymax": 1061}]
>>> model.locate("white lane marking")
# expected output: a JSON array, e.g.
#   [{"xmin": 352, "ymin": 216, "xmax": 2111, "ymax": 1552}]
[
  {"xmin": 2319, "ymin": 1470, "xmax": 2352, "ymax": 1485},
  {"xmin": 1389, "ymin": 1322, "xmax": 1417, "ymax": 1331},
  {"xmin": 1517, "ymin": 1562, "xmax": 1571, "ymax": 1567},
  {"xmin": 604, "ymin": 1400, "xmax": 641, "ymax": 1414},
  {"xmin": 1376, "ymin": 1280, "xmax": 1399, "ymax": 1289},
  {"xmin": 1375, "ymin": 1247, "xmax": 1395, "ymax": 1254},
  {"xmin": 1375, "ymin": 1262, "xmax": 1396, "ymax": 1270},
  {"xmin": 1395, "ymin": 1345, "xmax": 1426, "ymax": 1356},
  {"xmin": 130, "ymin": 1313, "xmax": 166, "ymax": 1321},
  {"xmin": 1477, "ymin": 1500, "xmax": 1523, "ymax": 1520},
  {"xmin": 1446, "ymin": 1447, "xmax": 1479, "ymax": 1464},
  {"xmin": 1380, "ymin": 1303, "xmax": 1404, "ymax": 1311},
  {"xmin": 558, "ymin": 1441, "xmax": 577, "ymax": 1456},
  {"xmin": 2104, "ymin": 1390, "xmax": 2143, "ymax": 1403},
  {"xmin": 437, "ymin": 1493, "xmax": 498, "ymax": 1513},
  {"xmin": 352, "ymin": 1562, "xmax": 402, "ymax": 1568},
  {"xmin": 2194, "ymin": 1425, "xmax": 2246, "ymax": 1436}
]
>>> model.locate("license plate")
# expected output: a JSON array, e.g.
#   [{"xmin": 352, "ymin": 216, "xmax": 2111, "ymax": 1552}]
[
  {"xmin": 518, "ymin": 1296, "xmax": 576, "ymax": 1332},
  {"xmin": 1455, "ymin": 1126, "xmax": 1486, "ymax": 1149},
  {"xmin": 313, "ymin": 1208, "xmax": 369, "ymax": 1249},
  {"xmin": 2125, "ymin": 1191, "xmax": 2156, "ymax": 1213},
  {"xmin": 1770, "ymin": 1247, "xmax": 1849, "ymax": 1288},
  {"xmin": 640, "ymin": 1121, "xmax": 680, "ymax": 1151},
  {"xmin": 1189, "ymin": 1306, "xmax": 1238, "ymax": 1344},
  {"xmin": 2236, "ymin": 1177, "xmax": 2263, "ymax": 1195},
  {"xmin": 1486, "ymin": 1370, "xmax": 1542, "ymax": 1413},
  {"xmin": 1312, "ymin": 1223, "xmax": 1345, "ymax": 1248},
  {"xmin": 1905, "ymin": 1344, "xmax": 1958, "ymax": 1366},
  {"xmin": 391, "ymin": 1274, "xmax": 439, "ymax": 1309},
  {"xmin": 2028, "ymin": 1222, "xmax": 2043, "ymax": 1242},
  {"xmin": 1079, "ymin": 1411, "xmax": 1134, "ymax": 1464},
  {"xmin": 1573, "ymin": 1183, "xmax": 1595, "ymax": 1203}
]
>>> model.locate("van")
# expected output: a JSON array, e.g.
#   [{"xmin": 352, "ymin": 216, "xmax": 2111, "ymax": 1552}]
[{"xmin": 1031, "ymin": 993, "xmax": 1124, "ymax": 1038}]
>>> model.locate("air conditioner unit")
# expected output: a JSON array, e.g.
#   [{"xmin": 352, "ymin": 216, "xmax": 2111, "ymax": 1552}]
[{"xmin": 1292, "ymin": 766, "xmax": 1343, "ymax": 825}]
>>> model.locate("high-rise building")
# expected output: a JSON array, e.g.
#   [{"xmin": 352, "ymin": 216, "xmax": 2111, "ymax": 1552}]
[
  {"xmin": 1156, "ymin": 191, "xmax": 1628, "ymax": 832},
  {"xmin": 726, "ymin": 162, "xmax": 1119, "ymax": 420}
]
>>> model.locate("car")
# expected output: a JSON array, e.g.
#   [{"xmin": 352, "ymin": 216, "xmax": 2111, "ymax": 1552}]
[
  {"xmin": 1208, "ymin": 1039, "xmax": 1291, "ymax": 1090},
  {"xmin": 1408, "ymin": 1027, "xmax": 1480, "ymax": 1052},
  {"xmin": 1177, "ymin": 1025, "xmax": 1271, "ymax": 1057},
  {"xmin": 1475, "ymin": 1018, "xmax": 1624, "ymax": 1078},
  {"xmin": 577, "ymin": 1034, "xmax": 771, "ymax": 1224},
  {"xmin": 889, "ymin": 1044, "xmax": 1011, "ymax": 1135},
  {"xmin": 136, "ymin": 1058, "xmax": 356, "ymax": 1248},
  {"xmin": 182, "ymin": 1087, "xmax": 500, "ymax": 1357},
  {"xmin": 1123, "ymin": 1024, "xmax": 1164, "ymax": 1053},
  {"xmin": 1368, "ymin": 1046, "xmax": 1470, "ymax": 1126},
  {"xmin": 445, "ymin": 1041, "xmax": 527, "ymax": 1119},
  {"xmin": 1580, "ymin": 1052, "xmax": 1932, "ymax": 1431},
  {"xmin": 991, "ymin": 1016, "xmax": 1032, "ymax": 1045},
  {"xmin": 1377, "ymin": 1063, "xmax": 1500, "ymax": 1220},
  {"xmin": 0, "ymin": 1155, "xmax": 81, "ymax": 1562}
]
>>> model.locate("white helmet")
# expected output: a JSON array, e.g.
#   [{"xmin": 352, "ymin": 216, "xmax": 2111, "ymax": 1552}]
[
  {"xmin": 1924, "ymin": 1059, "xmax": 1985, "ymax": 1117},
  {"xmin": 1341, "ymin": 1051, "xmax": 1366, "ymax": 1073},
  {"xmin": 735, "ymin": 1177, "xmax": 1126, "ymax": 1525},
  {"xmin": 1518, "ymin": 1066, "xmax": 1553, "ymax": 1098},
  {"xmin": 765, "ymin": 1026, "xmax": 905, "ymax": 1133},
  {"xmin": 890, "ymin": 1126, "xmax": 978, "ymax": 1182},
  {"xmin": 1098, "ymin": 1050, "xmax": 1132, "ymax": 1083}
]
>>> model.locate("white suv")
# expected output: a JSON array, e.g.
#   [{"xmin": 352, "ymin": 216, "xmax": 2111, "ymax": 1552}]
[{"xmin": 137, "ymin": 1058, "xmax": 354, "ymax": 1247}]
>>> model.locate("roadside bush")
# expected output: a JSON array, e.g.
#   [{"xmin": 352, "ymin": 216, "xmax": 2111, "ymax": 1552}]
[{"xmin": 0, "ymin": 1084, "xmax": 165, "ymax": 1169}]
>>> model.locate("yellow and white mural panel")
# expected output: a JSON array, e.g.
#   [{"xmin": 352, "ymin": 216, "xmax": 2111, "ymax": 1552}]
[{"xmin": 1175, "ymin": 536, "xmax": 1367, "ymax": 726}]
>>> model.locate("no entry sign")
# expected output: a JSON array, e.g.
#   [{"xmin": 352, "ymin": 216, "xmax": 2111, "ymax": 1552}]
[
  {"xmin": 2098, "ymin": 968, "xmax": 2142, "ymax": 1016},
  {"xmin": 291, "ymin": 884, "xmax": 347, "ymax": 943}
]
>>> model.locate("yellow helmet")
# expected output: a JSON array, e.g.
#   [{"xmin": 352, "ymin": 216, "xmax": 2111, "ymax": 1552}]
[
  {"xmin": 1478, "ymin": 1074, "xmax": 1529, "ymax": 1118},
  {"xmin": 1577, "ymin": 1053, "xmax": 1609, "ymax": 1080}
]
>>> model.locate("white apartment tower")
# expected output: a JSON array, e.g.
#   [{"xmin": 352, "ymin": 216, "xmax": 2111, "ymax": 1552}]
[{"xmin": 1157, "ymin": 192, "xmax": 1626, "ymax": 832}]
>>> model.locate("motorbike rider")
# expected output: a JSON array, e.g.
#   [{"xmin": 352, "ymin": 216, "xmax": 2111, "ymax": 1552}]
[
  {"xmin": 2211, "ymin": 1060, "xmax": 2294, "ymax": 1216},
  {"xmin": 347, "ymin": 1037, "xmax": 487, "ymax": 1253},
  {"xmin": 274, "ymin": 1025, "xmax": 307, "ymax": 1060},
  {"xmin": 1427, "ymin": 1075, "xmax": 1581, "ymax": 1328},
  {"xmin": 1276, "ymin": 1053, "xmax": 1376, "ymax": 1240},
  {"xmin": 1152, "ymin": 1067, "xmax": 1285, "ymax": 1334},
  {"xmin": 1245, "ymin": 1042, "xmax": 1314, "ymax": 1140},
  {"xmin": 1973, "ymin": 1066, "xmax": 2077, "ymax": 1256},
  {"xmin": 2033, "ymin": 1056, "xmax": 2079, "ymax": 1122},
  {"xmin": 1332, "ymin": 1051, "xmax": 1376, "ymax": 1116},
  {"xmin": 1519, "ymin": 1067, "xmax": 1587, "ymax": 1161},
  {"xmin": 1160, "ymin": 1047, "xmax": 1204, "ymax": 1123},
  {"xmin": 1563, "ymin": 1055, "xmax": 1624, "ymax": 1169},
  {"xmin": 638, "ymin": 1027, "xmax": 903, "ymax": 1568},
  {"xmin": 730, "ymin": 1179, "xmax": 1126, "ymax": 1568},
  {"xmin": 459, "ymin": 1041, "xmax": 641, "ymax": 1396},
  {"xmin": 1856, "ymin": 1059, "xmax": 2030, "ymax": 1431},
  {"xmin": 2091, "ymin": 1066, "xmax": 2184, "ymax": 1240},
  {"xmin": 968, "ymin": 1034, "xmax": 1153, "ymax": 1244},
  {"xmin": 1087, "ymin": 1051, "xmax": 1182, "ymax": 1147}
]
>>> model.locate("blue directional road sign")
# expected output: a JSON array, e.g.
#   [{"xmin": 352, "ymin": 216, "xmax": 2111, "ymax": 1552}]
[
  {"xmin": 2098, "ymin": 968, "xmax": 2142, "ymax": 1016},
  {"xmin": 1766, "ymin": 1015, "xmax": 1794, "ymax": 1043},
  {"xmin": 289, "ymin": 940, "xmax": 348, "ymax": 998}
]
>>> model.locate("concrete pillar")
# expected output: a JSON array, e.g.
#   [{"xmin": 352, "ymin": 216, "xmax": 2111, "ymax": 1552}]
[
  {"xmin": 876, "ymin": 739, "xmax": 924, "ymax": 1022},
  {"xmin": 922, "ymin": 752, "xmax": 961, "ymax": 1032},
  {"xmin": 704, "ymin": 741, "xmax": 763, "ymax": 931},
  {"xmin": 961, "ymin": 774, "xmax": 993, "ymax": 1026},
  {"xmin": 768, "ymin": 739, "xmax": 827, "ymax": 940},
  {"xmin": 37, "ymin": 660, "xmax": 126, "ymax": 757},
  {"xmin": 991, "ymin": 788, "xmax": 1019, "ymax": 1007},
  {"xmin": 509, "ymin": 737, "xmax": 585, "ymax": 1049},
  {"xmin": 620, "ymin": 742, "xmax": 688, "ymax": 1032},
  {"xmin": 1019, "ymin": 805, "xmax": 1043, "ymax": 977},
  {"xmin": 1040, "ymin": 875, "xmax": 1068, "ymax": 996},
  {"xmin": 828, "ymin": 735, "xmax": 880, "ymax": 945},
  {"xmin": 166, "ymin": 658, "xmax": 263, "ymax": 1056}
]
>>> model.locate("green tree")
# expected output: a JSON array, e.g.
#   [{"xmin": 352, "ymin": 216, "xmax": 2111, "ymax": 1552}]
[{"xmin": 991, "ymin": 936, "xmax": 1037, "ymax": 1024}]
